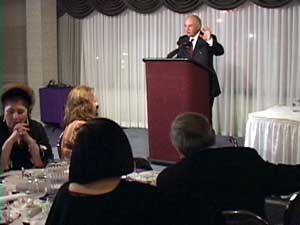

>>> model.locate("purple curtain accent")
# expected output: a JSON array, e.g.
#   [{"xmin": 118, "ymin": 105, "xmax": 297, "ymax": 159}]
[
  {"xmin": 125, "ymin": 0, "xmax": 163, "ymax": 13},
  {"xmin": 57, "ymin": 0, "xmax": 297, "ymax": 18}
]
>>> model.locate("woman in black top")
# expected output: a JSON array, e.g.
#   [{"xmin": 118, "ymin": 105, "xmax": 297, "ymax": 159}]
[
  {"xmin": 46, "ymin": 118, "xmax": 171, "ymax": 225},
  {"xmin": 0, "ymin": 83, "xmax": 53, "ymax": 171}
]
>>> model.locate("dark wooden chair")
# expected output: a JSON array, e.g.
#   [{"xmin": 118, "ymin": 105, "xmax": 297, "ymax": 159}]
[
  {"xmin": 56, "ymin": 131, "xmax": 64, "ymax": 159},
  {"xmin": 283, "ymin": 192, "xmax": 300, "ymax": 225},
  {"xmin": 133, "ymin": 157, "xmax": 152, "ymax": 171},
  {"xmin": 222, "ymin": 210, "xmax": 269, "ymax": 225}
]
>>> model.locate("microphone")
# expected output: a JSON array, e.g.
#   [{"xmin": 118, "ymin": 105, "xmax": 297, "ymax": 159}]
[
  {"xmin": 167, "ymin": 40, "xmax": 193, "ymax": 58},
  {"xmin": 177, "ymin": 40, "xmax": 192, "ymax": 49},
  {"xmin": 166, "ymin": 48, "xmax": 180, "ymax": 58}
]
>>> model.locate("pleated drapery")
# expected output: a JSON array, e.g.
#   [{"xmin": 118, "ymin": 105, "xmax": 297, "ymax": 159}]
[
  {"xmin": 57, "ymin": 0, "xmax": 295, "ymax": 18},
  {"xmin": 58, "ymin": 2, "xmax": 300, "ymax": 136}
]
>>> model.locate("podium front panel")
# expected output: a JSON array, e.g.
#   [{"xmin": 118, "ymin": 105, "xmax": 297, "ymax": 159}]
[{"xmin": 145, "ymin": 60, "xmax": 210, "ymax": 163}]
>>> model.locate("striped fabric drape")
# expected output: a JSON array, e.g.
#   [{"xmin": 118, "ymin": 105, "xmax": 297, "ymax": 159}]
[
  {"xmin": 58, "ymin": 1, "xmax": 300, "ymax": 136},
  {"xmin": 57, "ymin": 0, "xmax": 295, "ymax": 18}
]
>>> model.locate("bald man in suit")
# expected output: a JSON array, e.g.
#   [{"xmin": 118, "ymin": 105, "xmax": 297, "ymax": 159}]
[{"xmin": 177, "ymin": 15, "xmax": 224, "ymax": 121}]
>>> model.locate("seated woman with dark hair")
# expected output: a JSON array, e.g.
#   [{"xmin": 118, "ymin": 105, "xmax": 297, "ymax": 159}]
[
  {"xmin": 0, "ymin": 83, "xmax": 53, "ymax": 171},
  {"xmin": 46, "ymin": 118, "xmax": 170, "ymax": 225}
]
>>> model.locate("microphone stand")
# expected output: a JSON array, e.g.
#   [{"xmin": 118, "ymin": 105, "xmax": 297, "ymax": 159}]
[{"xmin": 166, "ymin": 48, "xmax": 179, "ymax": 58}]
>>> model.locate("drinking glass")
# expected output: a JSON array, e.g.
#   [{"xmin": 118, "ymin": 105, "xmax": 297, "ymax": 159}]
[{"xmin": 46, "ymin": 160, "xmax": 69, "ymax": 195}]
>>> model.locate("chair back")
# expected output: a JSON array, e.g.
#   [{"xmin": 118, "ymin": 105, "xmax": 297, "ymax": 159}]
[
  {"xmin": 133, "ymin": 157, "xmax": 152, "ymax": 171},
  {"xmin": 283, "ymin": 192, "xmax": 300, "ymax": 225},
  {"xmin": 222, "ymin": 210, "xmax": 269, "ymax": 225},
  {"xmin": 229, "ymin": 136, "xmax": 239, "ymax": 147},
  {"xmin": 57, "ymin": 131, "xmax": 64, "ymax": 159},
  {"xmin": 265, "ymin": 195, "xmax": 290, "ymax": 225}
]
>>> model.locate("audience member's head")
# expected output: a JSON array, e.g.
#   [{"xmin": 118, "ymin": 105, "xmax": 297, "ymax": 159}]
[
  {"xmin": 1, "ymin": 83, "xmax": 35, "ymax": 129},
  {"xmin": 64, "ymin": 85, "xmax": 99, "ymax": 125},
  {"xmin": 69, "ymin": 118, "xmax": 134, "ymax": 184},
  {"xmin": 170, "ymin": 112, "xmax": 215, "ymax": 158}
]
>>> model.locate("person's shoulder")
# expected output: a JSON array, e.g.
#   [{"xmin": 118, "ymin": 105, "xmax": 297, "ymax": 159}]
[
  {"xmin": 29, "ymin": 118, "xmax": 45, "ymax": 128},
  {"xmin": 68, "ymin": 120, "xmax": 86, "ymax": 127},
  {"xmin": 187, "ymin": 147, "xmax": 261, "ymax": 166},
  {"xmin": 0, "ymin": 115, "xmax": 6, "ymax": 128},
  {"xmin": 211, "ymin": 146, "xmax": 262, "ymax": 162},
  {"xmin": 240, "ymin": 146, "xmax": 260, "ymax": 154},
  {"xmin": 157, "ymin": 160, "xmax": 190, "ymax": 185},
  {"xmin": 158, "ymin": 159, "xmax": 187, "ymax": 175},
  {"xmin": 206, "ymin": 146, "xmax": 259, "ymax": 155},
  {"xmin": 228, "ymin": 146, "xmax": 260, "ymax": 157},
  {"xmin": 65, "ymin": 120, "xmax": 86, "ymax": 133}
]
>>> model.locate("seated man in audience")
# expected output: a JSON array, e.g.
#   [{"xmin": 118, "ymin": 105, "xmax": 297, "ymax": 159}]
[
  {"xmin": 156, "ymin": 112, "xmax": 300, "ymax": 219},
  {"xmin": 0, "ymin": 83, "xmax": 53, "ymax": 171}
]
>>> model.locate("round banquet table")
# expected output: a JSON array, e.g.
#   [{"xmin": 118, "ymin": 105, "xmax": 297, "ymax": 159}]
[{"xmin": 244, "ymin": 105, "xmax": 300, "ymax": 164}]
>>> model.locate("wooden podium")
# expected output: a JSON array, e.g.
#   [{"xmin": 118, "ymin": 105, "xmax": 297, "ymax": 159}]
[{"xmin": 143, "ymin": 58, "xmax": 211, "ymax": 163}]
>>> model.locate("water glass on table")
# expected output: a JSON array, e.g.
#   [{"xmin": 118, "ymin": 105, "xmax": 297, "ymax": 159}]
[{"xmin": 46, "ymin": 160, "xmax": 69, "ymax": 195}]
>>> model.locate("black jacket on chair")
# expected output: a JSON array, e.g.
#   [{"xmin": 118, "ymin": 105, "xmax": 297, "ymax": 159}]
[
  {"xmin": 177, "ymin": 34, "xmax": 224, "ymax": 98},
  {"xmin": 157, "ymin": 147, "xmax": 300, "ymax": 219}
]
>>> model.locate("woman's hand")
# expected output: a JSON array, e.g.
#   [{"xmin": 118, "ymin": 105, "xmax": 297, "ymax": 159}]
[
  {"xmin": 3, "ymin": 122, "xmax": 45, "ymax": 169},
  {"xmin": 1, "ymin": 123, "xmax": 29, "ymax": 171},
  {"xmin": 12, "ymin": 122, "xmax": 30, "ymax": 144}
]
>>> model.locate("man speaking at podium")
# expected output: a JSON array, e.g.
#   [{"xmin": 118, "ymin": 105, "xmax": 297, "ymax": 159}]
[{"xmin": 176, "ymin": 15, "xmax": 224, "ymax": 121}]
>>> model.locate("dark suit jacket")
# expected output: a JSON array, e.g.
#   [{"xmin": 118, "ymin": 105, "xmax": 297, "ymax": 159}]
[
  {"xmin": 177, "ymin": 34, "xmax": 224, "ymax": 98},
  {"xmin": 157, "ymin": 147, "xmax": 300, "ymax": 218}
]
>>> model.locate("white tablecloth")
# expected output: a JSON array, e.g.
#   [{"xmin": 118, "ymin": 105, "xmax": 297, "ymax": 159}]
[{"xmin": 244, "ymin": 105, "xmax": 300, "ymax": 164}]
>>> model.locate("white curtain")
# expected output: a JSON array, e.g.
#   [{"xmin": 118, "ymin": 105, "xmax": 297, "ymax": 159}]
[
  {"xmin": 58, "ymin": 15, "xmax": 82, "ymax": 86},
  {"xmin": 58, "ymin": 1, "xmax": 300, "ymax": 136}
]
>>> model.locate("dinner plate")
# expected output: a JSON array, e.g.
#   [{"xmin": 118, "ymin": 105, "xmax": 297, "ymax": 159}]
[{"xmin": 125, "ymin": 170, "xmax": 159, "ymax": 186}]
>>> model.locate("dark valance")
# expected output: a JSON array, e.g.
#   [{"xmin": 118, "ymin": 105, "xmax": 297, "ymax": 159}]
[{"xmin": 57, "ymin": 0, "xmax": 294, "ymax": 18}]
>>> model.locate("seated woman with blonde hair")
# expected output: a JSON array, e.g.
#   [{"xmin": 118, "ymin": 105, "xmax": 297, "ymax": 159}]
[{"xmin": 61, "ymin": 85, "xmax": 99, "ymax": 159}]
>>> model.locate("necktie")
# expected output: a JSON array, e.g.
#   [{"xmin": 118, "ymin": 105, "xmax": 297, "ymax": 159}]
[{"xmin": 188, "ymin": 39, "xmax": 194, "ymax": 58}]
